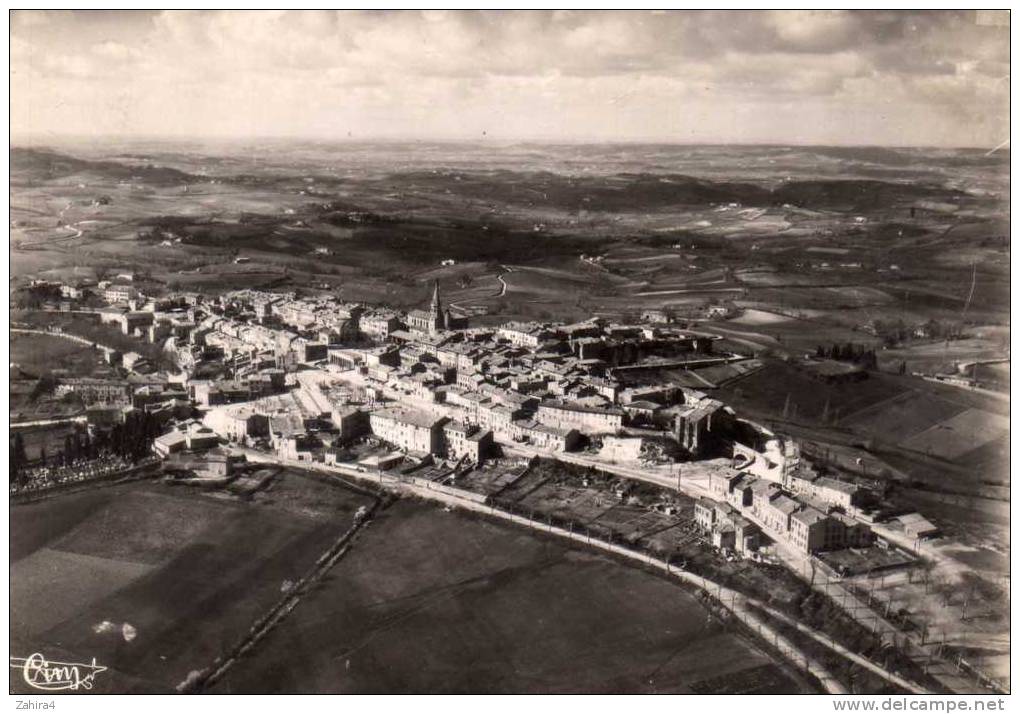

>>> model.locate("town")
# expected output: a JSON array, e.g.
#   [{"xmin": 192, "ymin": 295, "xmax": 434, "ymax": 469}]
[{"xmin": 14, "ymin": 274, "xmax": 941, "ymax": 567}]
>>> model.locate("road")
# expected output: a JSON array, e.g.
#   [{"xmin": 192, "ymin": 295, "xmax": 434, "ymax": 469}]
[
  {"xmin": 498, "ymin": 442, "xmax": 989, "ymax": 693},
  {"xmin": 11, "ymin": 416, "xmax": 88, "ymax": 428},
  {"xmin": 227, "ymin": 446, "xmax": 953, "ymax": 694},
  {"xmin": 271, "ymin": 366, "xmax": 987, "ymax": 692}
]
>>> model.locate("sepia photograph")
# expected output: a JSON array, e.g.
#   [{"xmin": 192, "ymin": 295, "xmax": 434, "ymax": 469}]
[{"xmin": 7, "ymin": 8, "xmax": 1011, "ymax": 701}]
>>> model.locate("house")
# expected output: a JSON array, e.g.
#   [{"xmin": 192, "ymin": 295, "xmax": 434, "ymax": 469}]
[
  {"xmin": 536, "ymin": 400, "xmax": 624, "ymax": 435},
  {"xmin": 497, "ymin": 322, "xmax": 560, "ymax": 349},
  {"xmin": 899, "ymin": 513, "xmax": 939, "ymax": 540},
  {"xmin": 278, "ymin": 433, "xmax": 317, "ymax": 461},
  {"xmin": 61, "ymin": 279, "xmax": 95, "ymax": 299},
  {"xmin": 204, "ymin": 450, "xmax": 246, "ymax": 477},
  {"xmin": 204, "ymin": 410, "xmax": 269, "ymax": 443},
  {"xmin": 787, "ymin": 469, "xmax": 861, "ymax": 509},
  {"xmin": 120, "ymin": 311, "xmax": 155, "ymax": 336},
  {"xmin": 102, "ymin": 283, "xmax": 136, "ymax": 303},
  {"xmin": 757, "ymin": 490, "xmax": 798, "ymax": 535},
  {"xmin": 694, "ymin": 498, "xmax": 717, "ymax": 530},
  {"xmin": 695, "ymin": 497, "xmax": 761, "ymax": 554},
  {"xmin": 441, "ymin": 421, "xmax": 493, "ymax": 464},
  {"xmin": 331, "ymin": 406, "xmax": 370, "ymax": 443},
  {"xmin": 789, "ymin": 508, "xmax": 873, "ymax": 554},
  {"xmin": 55, "ymin": 378, "xmax": 131, "ymax": 405},
  {"xmin": 369, "ymin": 407, "xmax": 448, "ymax": 455},
  {"xmin": 360, "ymin": 311, "xmax": 403, "ymax": 340},
  {"xmin": 153, "ymin": 430, "xmax": 187, "ymax": 457},
  {"xmin": 185, "ymin": 425, "xmax": 220, "ymax": 451},
  {"xmin": 511, "ymin": 420, "xmax": 581, "ymax": 452}
]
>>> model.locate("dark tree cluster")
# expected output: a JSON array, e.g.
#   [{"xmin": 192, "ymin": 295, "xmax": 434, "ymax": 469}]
[
  {"xmin": 10, "ymin": 413, "xmax": 162, "ymax": 489},
  {"xmin": 10, "ymin": 433, "xmax": 29, "ymax": 487},
  {"xmin": 102, "ymin": 411, "xmax": 163, "ymax": 462},
  {"xmin": 12, "ymin": 283, "xmax": 62, "ymax": 309},
  {"xmin": 815, "ymin": 343, "xmax": 878, "ymax": 370}
]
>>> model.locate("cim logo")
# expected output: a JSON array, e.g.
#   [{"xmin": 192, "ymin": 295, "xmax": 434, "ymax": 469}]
[{"xmin": 10, "ymin": 653, "xmax": 108, "ymax": 691}]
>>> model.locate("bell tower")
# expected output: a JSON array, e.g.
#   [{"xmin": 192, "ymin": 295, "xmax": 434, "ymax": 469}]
[{"xmin": 429, "ymin": 280, "xmax": 445, "ymax": 332}]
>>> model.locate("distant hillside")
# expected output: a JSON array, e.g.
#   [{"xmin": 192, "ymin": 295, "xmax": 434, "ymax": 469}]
[
  {"xmin": 10, "ymin": 147, "xmax": 196, "ymax": 184},
  {"xmin": 10, "ymin": 146, "xmax": 971, "ymax": 213},
  {"xmin": 771, "ymin": 179, "xmax": 965, "ymax": 211},
  {"xmin": 383, "ymin": 169, "xmax": 967, "ymax": 213}
]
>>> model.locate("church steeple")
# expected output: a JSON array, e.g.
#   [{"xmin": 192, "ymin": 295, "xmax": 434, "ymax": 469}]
[
  {"xmin": 428, "ymin": 280, "xmax": 445, "ymax": 333},
  {"xmin": 430, "ymin": 280, "xmax": 442, "ymax": 314}
]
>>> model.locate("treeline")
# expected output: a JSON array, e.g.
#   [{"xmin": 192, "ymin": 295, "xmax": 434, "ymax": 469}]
[
  {"xmin": 815, "ymin": 342, "xmax": 878, "ymax": 370},
  {"xmin": 9, "ymin": 412, "xmax": 162, "ymax": 486},
  {"xmin": 12, "ymin": 284, "xmax": 62, "ymax": 310}
]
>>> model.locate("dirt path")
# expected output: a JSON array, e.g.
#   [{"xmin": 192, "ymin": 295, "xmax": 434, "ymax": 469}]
[
  {"xmin": 179, "ymin": 493, "xmax": 389, "ymax": 693},
  {"xmin": 231, "ymin": 449, "xmax": 953, "ymax": 695}
]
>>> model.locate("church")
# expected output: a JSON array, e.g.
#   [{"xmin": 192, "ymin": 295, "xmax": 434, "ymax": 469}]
[{"xmin": 407, "ymin": 281, "xmax": 454, "ymax": 335}]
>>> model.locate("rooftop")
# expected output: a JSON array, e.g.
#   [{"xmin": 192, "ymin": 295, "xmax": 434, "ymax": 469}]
[{"xmin": 371, "ymin": 407, "xmax": 448, "ymax": 429}]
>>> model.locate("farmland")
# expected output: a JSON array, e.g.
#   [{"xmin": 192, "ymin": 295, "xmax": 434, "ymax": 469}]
[
  {"xmin": 10, "ymin": 473, "xmax": 375, "ymax": 693},
  {"xmin": 9, "ymin": 143, "xmax": 1010, "ymax": 333},
  {"xmin": 212, "ymin": 499, "xmax": 808, "ymax": 694},
  {"xmin": 10, "ymin": 331, "xmax": 111, "ymax": 379},
  {"xmin": 715, "ymin": 360, "xmax": 911, "ymax": 426}
]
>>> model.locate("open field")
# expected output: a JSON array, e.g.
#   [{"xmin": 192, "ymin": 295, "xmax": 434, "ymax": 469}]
[
  {"xmin": 899, "ymin": 409, "xmax": 1009, "ymax": 461},
  {"xmin": 10, "ymin": 473, "xmax": 374, "ymax": 693},
  {"xmin": 715, "ymin": 360, "xmax": 911, "ymax": 425},
  {"xmin": 212, "ymin": 499, "xmax": 808, "ymax": 694},
  {"xmin": 10, "ymin": 331, "xmax": 111, "ymax": 378},
  {"xmin": 877, "ymin": 336, "xmax": 1011, "ymax": 376}
]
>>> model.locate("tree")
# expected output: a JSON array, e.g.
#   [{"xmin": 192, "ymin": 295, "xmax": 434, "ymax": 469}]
[
  {"xmin": 38, "ymin": 446, "xmax": 47, "ymax": 467},
  {"xmin": 11, "ymin": 433, "xmax": 27, "ymax": 474}
]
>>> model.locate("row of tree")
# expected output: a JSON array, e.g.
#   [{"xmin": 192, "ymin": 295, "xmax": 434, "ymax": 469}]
[{"xmin": 10, "ymin": 412, "xmax": 164, "ymax": 488}]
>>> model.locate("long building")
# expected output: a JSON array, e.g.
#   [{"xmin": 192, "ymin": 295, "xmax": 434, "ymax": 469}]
[
  {"xmin": 369, "ymin": 407, "xmax": 448, "ymax": 454},
  {"xmin": 536, "ymin": 399, "xmax": 624, "ymax": 435}
]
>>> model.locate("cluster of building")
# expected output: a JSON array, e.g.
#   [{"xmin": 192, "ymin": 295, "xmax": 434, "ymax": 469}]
[
  {"xmin": 36, "ymin": 271, "xmax": 928, "ymax": 561},
  {"xmin": 699, "ymin": 462, "xmax": 873, "ymax": 555}
]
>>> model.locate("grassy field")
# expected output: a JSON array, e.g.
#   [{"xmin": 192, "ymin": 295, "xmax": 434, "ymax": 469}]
[
  {"xmin": 9, "ymin": 331, "xmax": 114, "ymax": 422},
  {"xmin": 10, "ymin": 332, "xmax": 111, "ymax": 378},
  {"xmin": 9, "ymin": 473, "xmax": 375, "ymax": 693},
  {"xmin": 715, "ymin": 360, "xmax": 910, "ymax": 425},
  {"xmin": 212, "ymin": 499, "xmax": 808, "ymax": 694}
]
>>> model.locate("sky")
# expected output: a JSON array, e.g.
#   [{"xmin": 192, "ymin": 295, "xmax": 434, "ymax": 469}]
[{"xmin": 9, "ymin": 10, "xmax": 1011, "ymax": 148}]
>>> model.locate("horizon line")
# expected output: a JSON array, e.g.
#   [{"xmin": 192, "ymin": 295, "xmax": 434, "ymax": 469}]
[{"xmin": 8, "ymin": 132, "xmax": 1006, "ymax": 153}]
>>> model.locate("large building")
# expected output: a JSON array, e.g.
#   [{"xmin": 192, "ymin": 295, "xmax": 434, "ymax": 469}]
[
  {"xmin": 441, "ymin": 421, "xmax": 493, "ymax": 464},
  {"xmin": 331, "ymin": 406, "xmax": 371, "ymax": 443},
  {"xmin": 406, "ymin": 281, "xmax": 450, "ymax": 335},
  {"xmin": 369, "ymin": 407, "xmax": 448, "ymax": 454},
  {"xmin": 536, "ymin": 400, "xmax": 624, "ymax": 435},
  {"xmin": 55, "ymin": 378, "xmax": 131, "ymax": 405},
  {"xmin": 360, "ymin": 310, "xmax": 403, "ymax": 341}
]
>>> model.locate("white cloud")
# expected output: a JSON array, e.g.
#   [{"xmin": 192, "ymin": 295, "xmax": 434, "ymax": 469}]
[{"xmin": 9, "ymin": 10, "xmax": 1010, "ymax": 147}]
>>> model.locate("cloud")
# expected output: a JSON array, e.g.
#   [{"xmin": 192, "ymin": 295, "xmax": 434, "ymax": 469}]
[{"xmin": 9, "ymin": 10, "xmax": 1010, "ymax": 147}]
